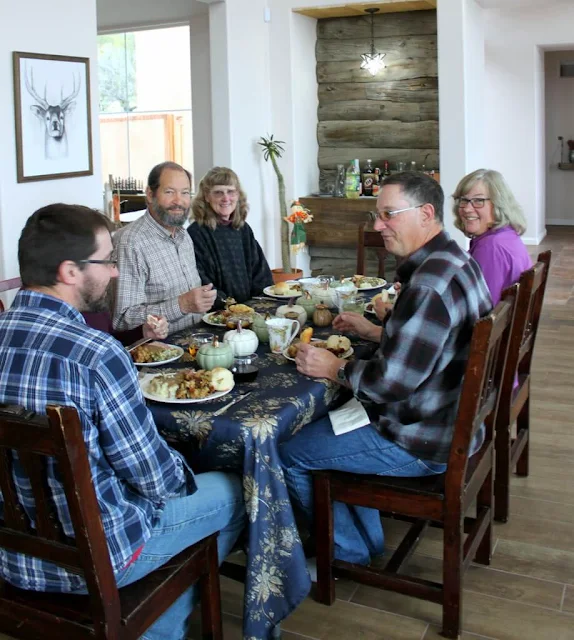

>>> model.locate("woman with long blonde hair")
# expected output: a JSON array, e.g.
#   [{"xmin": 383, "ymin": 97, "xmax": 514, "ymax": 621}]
[{"xmin": 189, "ymin": 167, "xmax": 272, "ymax": 303}]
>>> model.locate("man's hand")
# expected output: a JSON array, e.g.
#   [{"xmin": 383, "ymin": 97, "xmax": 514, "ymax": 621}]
[
  {"xmin": 142, "ymin": 315, "xmax": 169, "ymax": 339},
  {"xmin": 332, "ymin": 312, "xmax": 382, "ymax": 342},
  {"xmin": 373, "ymin": 297, "xmax": 393, "ymax": 321},
  {"xmin": 295, "ymin": 343, "xmax": 342, "ymax": 381},
  {"xmin": 179, "ymin": 283, "xmax": 217, "ymax": 314}
]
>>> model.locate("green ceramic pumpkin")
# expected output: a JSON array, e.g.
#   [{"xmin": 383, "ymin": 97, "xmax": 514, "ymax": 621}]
[
  {"xmin": 196, "ymin": 336, "xmax": 234, "ymax": 370},
  {"xmin": 252, "ymin": 313, "xmax": 270, "ymax": 343},
  {"xmin": 296, "ymin": 291, "xmax": 318, "ymax": 318}
]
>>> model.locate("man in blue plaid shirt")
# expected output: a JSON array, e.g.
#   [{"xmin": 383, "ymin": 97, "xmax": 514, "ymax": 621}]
[
  {"xmin": 281, "ymin": 172, "xmax": 492, "ymax": 570},
  {"xmin": 0, "ymin": 204, "xmax": 245, "ymax": 640}
]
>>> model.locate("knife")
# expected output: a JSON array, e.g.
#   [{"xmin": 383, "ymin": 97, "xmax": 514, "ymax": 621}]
[
  {"xmin": 126, "ymin": 337, "xmax": 153, "ymax": 352},
  {"xmin": 213, "ymin": 392, "xmax": 252, "ymax": 417}
]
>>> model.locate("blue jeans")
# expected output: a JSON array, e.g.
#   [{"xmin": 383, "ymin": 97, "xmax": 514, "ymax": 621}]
[
  {"xmin": 279, "ymin": 416, "xmax": 446, "ymax": 565},
  {"xmin": 97, "ymin": 471, "xmax": 244, "ymax": 640}
]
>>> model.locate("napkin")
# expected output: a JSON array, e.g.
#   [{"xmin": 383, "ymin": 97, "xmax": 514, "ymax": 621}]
[{"xmin": 329, "ymin": 397, "xmax": 371, "ymax": 436}]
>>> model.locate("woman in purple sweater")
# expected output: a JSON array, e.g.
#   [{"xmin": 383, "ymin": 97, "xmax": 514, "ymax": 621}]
[{"xmin": 452, "ymin": 169, "xmax": 532, "ymax": 305}]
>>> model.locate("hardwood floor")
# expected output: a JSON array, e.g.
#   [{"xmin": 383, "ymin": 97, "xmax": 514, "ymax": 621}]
[
  {"xmin": 203, "ymin": 227, "xmax": 574, "ymax": 640},
  {"xmin": 1, "ymin": 227, "xmax": 573, "ymax": 640}
]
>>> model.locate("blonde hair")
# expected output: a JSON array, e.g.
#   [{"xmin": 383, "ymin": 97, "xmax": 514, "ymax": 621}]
[
  {"xmin": 452, "ymin": 169, "xmax": 527, "ymax": 236},
  {"xmin": 191, "ymin": 167, "xmax": 249, "ymax": 230}
]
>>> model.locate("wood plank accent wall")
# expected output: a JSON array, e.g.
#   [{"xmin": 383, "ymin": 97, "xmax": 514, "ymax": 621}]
[{"xmin": 316, "ymin": 9, "xmax": 438, "ymax": 192}]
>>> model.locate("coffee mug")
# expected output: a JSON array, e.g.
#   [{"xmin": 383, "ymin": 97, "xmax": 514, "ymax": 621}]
[{"xmin": 266, "ymin": 317, "xmax": 300, "ymax": 354}]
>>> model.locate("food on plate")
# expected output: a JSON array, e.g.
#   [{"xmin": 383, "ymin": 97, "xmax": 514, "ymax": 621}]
[
  {"xmin": 210, "ymin": 367, "xmax": 235, "ymax": 391},
  {"xmin": 326, "ymin": 335, "xmax": 351, "ymax": 355},
  {"xmin": 146, "ymin": 368, "xmax": 226, "ymax": 399},
  {"xmin": 228, "ymin": 303, "xmax": 254, "ymax": 315},
  {"xmin": 350, "ymin": 275, "xmax": 384, "ymax": 289},
  {"xmin": 273, "ymin": 281, "xmax": 301, "ymax": 296},
  {"xmin": 286, "ymin": 334, "xmax": 350, "ymax": 359},
  {"xmin": 206, "ymin": 308, "xmax": 254, "ymax": 326},
  {"xmin": 131, "ymin": 342, "xmax": 181, "ymax": 364},
  {"xmin": 300, "ymin": 327, "xmax": 314, "ymax": 344},
  {"xmin": 371, "ymin": 288, "xmax": 397, "ymax": 305}
]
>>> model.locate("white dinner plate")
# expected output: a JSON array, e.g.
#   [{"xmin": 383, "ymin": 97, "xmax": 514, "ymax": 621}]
[
  {"xmin": 130, "ymin": 343, "xmax": 184, "ymax": 367},
  {"xmin": 283, "ymin": 339, "xmax": 354, "ymax": 362},
  {"xmin": 140, "ymin": 372, "xmax": 234, "ymax": 404},
  {"xmin": 263, "ymin": 282, "xmax": 303, "ymax": 299},
  {"xmin": 202, "ymin": 312, "xmax": 227, "ymax": 327},
  {"xmin": 343, "ymin": 277, "xmax": 387, "ymax": 291}
]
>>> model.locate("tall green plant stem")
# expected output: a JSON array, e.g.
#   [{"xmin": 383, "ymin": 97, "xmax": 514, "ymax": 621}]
[{"xmin": 268, "ymin": 153, "xmax": 292, "ymax": 273}]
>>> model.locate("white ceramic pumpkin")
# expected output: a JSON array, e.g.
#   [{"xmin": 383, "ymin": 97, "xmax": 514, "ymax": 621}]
[
  {"xmin": 223, "ymin": 321, "xmax": 259, "ymax": 356},
  {"xmin": 276, "ymin": 301, "xmax": 307, "ymax": 326}
]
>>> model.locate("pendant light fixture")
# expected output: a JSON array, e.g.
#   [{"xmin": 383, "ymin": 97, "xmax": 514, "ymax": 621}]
[{"xmin": 360, "ymin": 8, "xmax": 386, "ymax": 76}]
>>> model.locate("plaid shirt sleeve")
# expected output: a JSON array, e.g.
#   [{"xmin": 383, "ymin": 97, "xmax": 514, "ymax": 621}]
[
  {"xmin": 94, "ymin": 345, "xmax": 194, "ymax": 500},
  {"xmin": 346, "ymin": 284, "xmax": 452, "ymax": 404},
  {"xmin": 113, "ymin": 239, "xmax": 184, "ymax": 330}
]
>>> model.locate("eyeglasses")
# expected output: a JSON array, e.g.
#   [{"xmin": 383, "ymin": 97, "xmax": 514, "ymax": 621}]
[
  {"xmin": 455, "ymin": 197, "xmax": 491, "ymax": 209},
  {"xmin": 77, "ymin": 259, "xmax": 118, "ymax": 266},
  {"xmin": 210, "ymin": 188, "xmax": 238, "ymax": 199},
  {"xmin": 368, "ymin": 204, "xmax": 425, "ymax": 223}
]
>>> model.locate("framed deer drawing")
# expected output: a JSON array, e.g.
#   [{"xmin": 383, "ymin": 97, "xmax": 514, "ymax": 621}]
[{"xmin": 13, "ymin": 51, "xmax": 93, "ymax": 183}]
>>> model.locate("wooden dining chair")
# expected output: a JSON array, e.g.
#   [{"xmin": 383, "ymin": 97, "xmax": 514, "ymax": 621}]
[
  {"xmin": 0, "ymin": 404, "xmax": 223, "ymax": 640},
  {"xmin": 312, "ymin": 286, "xmax": 518, "ymax": 639},
  {"xmin": 0, "ymin": 277, "xmax": 22, "ymax": 312},
  {"xmin": 356, "ymin": 222, "xmax": 388, "ymax": 278},
  {"xmin": 494, "ymin": 249, "xmax": 552, "ymax": 522}
]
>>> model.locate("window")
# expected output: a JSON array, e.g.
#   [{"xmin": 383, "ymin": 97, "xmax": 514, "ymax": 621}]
[{"xmin": 97, "ymin": 26, "xmax": 193, "ymax": 189}]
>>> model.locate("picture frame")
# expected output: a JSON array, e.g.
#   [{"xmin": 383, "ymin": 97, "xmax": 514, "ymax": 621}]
[{"xmin": 13, "ymin": 51, "xmax": 93, "ymax": 183}]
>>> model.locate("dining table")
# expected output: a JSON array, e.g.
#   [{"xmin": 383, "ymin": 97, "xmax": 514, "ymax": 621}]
[{"xmin": 138, "ymin": 296, "xmax": 378, "ymax": 640}]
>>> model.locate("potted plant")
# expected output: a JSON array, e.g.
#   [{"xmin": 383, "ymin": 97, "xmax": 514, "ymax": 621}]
[{"xmin": 258, "ymin": 134, "xmax": 303, "ymax": 283}]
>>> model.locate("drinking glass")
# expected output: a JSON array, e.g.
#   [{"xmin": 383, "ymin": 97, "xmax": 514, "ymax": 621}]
[
  {"xmin": 336, "ymin": 291, "xmax": 365, "ymax": 315},
  {"xmin": 188, "ymin": 332, "xmax": 214, "ymax": 360}
]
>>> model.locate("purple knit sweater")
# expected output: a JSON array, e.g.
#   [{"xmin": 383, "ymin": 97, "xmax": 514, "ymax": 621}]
[{"xmin": 469, "ymin": 226, "xmax": 532, "ymax": 305}]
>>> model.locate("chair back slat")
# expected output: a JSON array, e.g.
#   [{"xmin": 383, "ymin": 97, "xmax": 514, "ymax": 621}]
[
  {"xmin": 497, "ymin": 251, "xmax": 551, "ymax": 426},
  {"xmin": 18, "ymin": 451, "xmax": 63, "ymax": 541},
  {"xmin": 445, "ymin": 285, "xmax": 518, "ymax": 493},
  {"xmin": 0, "ymin": 277, "xmax": 22, "ymax": 312},
  {"xmin": 0, "ymin": 449, "xmax": 31, "ymax": 533},
  {"xmin": 0, "ymin": 404, "xmax": 121, "ymax": 628}
]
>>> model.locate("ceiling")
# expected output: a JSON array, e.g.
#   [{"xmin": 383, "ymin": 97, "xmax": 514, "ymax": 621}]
[{"xmin": 293, "ymin": 1, "xmax": 437, "ymax": 19}]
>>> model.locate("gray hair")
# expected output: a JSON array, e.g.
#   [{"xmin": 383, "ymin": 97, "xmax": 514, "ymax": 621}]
[{"xmin": 452, "ymin": 169, "xmax": 527, "ymax": 236}]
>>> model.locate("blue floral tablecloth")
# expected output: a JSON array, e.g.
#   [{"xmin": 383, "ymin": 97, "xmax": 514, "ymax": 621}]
[{"xmin": 142, "ymin": 298, "xmax": 375, "ymax": 640}]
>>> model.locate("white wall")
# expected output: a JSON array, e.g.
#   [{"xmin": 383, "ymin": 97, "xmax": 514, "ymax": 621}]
[
  {"xmin": 483, "ymin": 3, "xmax": 574, "ymax": 243},
  {"xmin": 97, "ymin": 0, "xmax": 207, "ymax": 31},
  {"xmin": 545, "ymin": 50, "xmax": 574, "ymax": 225},
  {"xmin": 0, "ymin": 0, "xmax": 102, "ymax": 281}
]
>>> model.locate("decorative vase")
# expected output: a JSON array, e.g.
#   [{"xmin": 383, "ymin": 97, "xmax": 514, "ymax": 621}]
[{"xmin": 271, "ymin": 268, "xmax": 303, "ymax": 285}]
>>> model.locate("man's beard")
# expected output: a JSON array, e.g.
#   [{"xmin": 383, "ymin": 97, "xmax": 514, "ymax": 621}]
[
  {"xmin": 78, "ymin": 276, "xmax": 110, "ymax": 313},
  {"xmin": 151, "ymin": 198, "xmax": 189, "ymax": 227}
]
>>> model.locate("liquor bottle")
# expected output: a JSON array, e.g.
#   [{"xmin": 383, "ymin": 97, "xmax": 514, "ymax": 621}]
[
  {"xmin": 372, "ymin": 168, "xmax": 381, "ymax": 196},
  {"xmin": 345, "ymin": 160, "xmax": 361, "ymax": 199},
  {"xmin": 361, "ymin": 159, "xmax": 375, "ymax": 197},
  {"xmin": 383, "ymin": 160, "xmax": 391, "ymax": 177}
]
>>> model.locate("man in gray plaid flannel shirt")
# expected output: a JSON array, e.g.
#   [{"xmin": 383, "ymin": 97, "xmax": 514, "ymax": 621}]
[{"xmin": 113, "ymin": 162, "xmax": 217, "ymax": 333}]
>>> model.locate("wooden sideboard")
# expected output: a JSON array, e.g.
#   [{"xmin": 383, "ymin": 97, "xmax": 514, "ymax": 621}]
[{"xmin": 299, "ymin": 196, "xmax": 377, "ymax": 249}]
